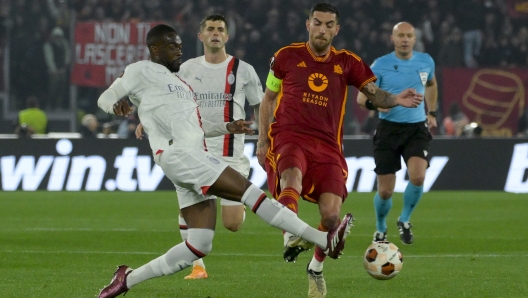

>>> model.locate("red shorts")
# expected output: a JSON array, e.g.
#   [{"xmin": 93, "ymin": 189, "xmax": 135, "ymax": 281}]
[{"xmin": 265, "ymin": 132, "xmax": 348, "ymax": 203}]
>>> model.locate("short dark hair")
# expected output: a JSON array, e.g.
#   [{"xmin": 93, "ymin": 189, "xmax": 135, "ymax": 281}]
[
  {"xmin": 199, "ymin": 14, "xmax": 229, "ymax": 33},
  {"xmin": 309, "ymin": 2, "xmax": 340, "ymax": 23},
  {"xmin": 146, "ymin": 24, "xmax": 177, "ymax": 47},
  {"xmin": 26, "ymin": 96, "xmax": 39, "ymax": 108}
]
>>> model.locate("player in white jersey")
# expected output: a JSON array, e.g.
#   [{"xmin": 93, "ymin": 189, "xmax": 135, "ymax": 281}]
[
  {"xmin": 176, "ymin": 14, "xmax": 263, "ymax": 280},
  {"xmin": 96, "ymin": 24, "xmax": 353, "ymax": 298}
]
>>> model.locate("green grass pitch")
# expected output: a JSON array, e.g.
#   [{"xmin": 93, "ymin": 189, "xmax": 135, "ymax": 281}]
[{"xmin": 0, "ymin": 191, "xmax": 527, "ymax": 298}]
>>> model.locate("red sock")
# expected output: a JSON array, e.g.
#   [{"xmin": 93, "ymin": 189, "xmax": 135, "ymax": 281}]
[
  {"xmin": 277, "ymin": 187, "xmax": 300, "ymax": 214},
  {"xmin": 314, "ymin": 223, "xmax": 329, "ymax": 262}
]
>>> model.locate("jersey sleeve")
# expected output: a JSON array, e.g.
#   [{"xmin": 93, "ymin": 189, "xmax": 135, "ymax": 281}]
[
  {"xmin": 245, "ymin": 64, "xmax": 264, "ymax": 106},
  {"xmin": 119, "ymin": 63, "xmax": 144, "ymax": 94},
  {"xmin": 270, "ymin": 50, "xmax": 286, "ymax": 80},
  {"xmin": 370, "ymin": 59, "xmax": 382, "ymax": 87},
  {"xmin": 98, "ymin": 64, "xmax": 142, "ymax": 114},
  {"xmin": 346, "ymin": 55, "xmax": 377, "ymax": 91}
]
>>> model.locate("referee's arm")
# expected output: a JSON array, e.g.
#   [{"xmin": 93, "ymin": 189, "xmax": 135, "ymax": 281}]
[{"xmin": 425, "ymin": 75, "xmax": 438, "ymax": 128}]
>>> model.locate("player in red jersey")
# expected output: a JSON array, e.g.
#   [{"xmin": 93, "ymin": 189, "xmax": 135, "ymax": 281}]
[{"xmin": 256, "ymin": 3, "xmax": 423, "ymax": 298}]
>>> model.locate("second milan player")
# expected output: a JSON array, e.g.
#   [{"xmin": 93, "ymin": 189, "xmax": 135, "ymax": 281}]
[{"xmin": 176, "ymin": 14, "xmax": 263, "ymax": 280}]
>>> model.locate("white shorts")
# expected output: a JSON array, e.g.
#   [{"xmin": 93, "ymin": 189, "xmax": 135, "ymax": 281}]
[
  {"xmin": 155, "ymin": 147, "xmax": 228, "ymax": 209},
  {"xmin": 173, "ymin": 154, "xmax": 249, "ymax": 208}
]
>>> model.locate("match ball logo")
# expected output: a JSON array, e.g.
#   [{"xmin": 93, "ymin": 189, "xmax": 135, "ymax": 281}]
[{"xmin": 308, "ymin": 73, "xmax": 328, "ymax": 92}]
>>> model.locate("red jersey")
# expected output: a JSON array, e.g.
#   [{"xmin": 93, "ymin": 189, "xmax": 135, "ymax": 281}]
[{"xmin": 269, "ymin": 42, "xmax": 376, "ymax": 148}]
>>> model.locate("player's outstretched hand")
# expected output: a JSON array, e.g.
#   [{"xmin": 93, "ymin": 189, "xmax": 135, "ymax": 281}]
[
  {"xmin": 396, "ymin": 88, "xmax": 423, "ymax": 108},
  {"xmin": 135, "ymin": 123, "xmax": 144, "ymax": 140},
  {"xmin": 113, "ymin": 98, "xmax": 132, "ymax": 116},
  {"xmin": 227, "ymin": 119, "xmax": 254, "ymax": 135}
]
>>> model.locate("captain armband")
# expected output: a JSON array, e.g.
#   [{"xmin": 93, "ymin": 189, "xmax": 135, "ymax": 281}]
[{"xmin": 266, "ymin": 71, "xmax": 282, "ymax": 92}]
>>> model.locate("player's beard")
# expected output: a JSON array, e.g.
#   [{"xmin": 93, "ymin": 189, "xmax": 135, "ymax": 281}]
[
  {"xmin": 165, "ymin": 59, "xmax": 181, "ymax": 73},
  {"xmin": 311, "ymin": 36, "xmax": 332, "ymax": 53}
]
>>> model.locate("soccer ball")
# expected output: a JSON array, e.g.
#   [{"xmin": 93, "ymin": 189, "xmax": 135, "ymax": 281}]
[{"xmin": 363, "ymin": 241, "xmax": 403, "ymax": 280}]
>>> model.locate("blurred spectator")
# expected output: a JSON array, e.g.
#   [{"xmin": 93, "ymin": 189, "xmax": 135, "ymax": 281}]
[
  {"xmin": 16, "ymin": 124, "xmax": 33, "ymax": 138},
  {"xmin": 116, "ymin": 106, "xmax": 140, "ymax": 139},
  {"xmin": 443, "ymin": 102, "xmax": 469, "ymax": 136},
  {"xmin": 456, "ymin": 0, "xmax": 485, "ymax": 68},
  {"xmin": 509, "ymin": 32, "xmax": 528, "ymax": 67},
  {"xmin": 43, "ymin": 26, "xmax": 71, "ymax": 110},
  {"xmin": 479, "ymin": 34, "xmax": 501, "ymax": 67},
  {"xmin": 80, "ymin": 114, "xmax": 99, "ymax": 138},
  {"xmin": 45, "ymin": 0, "xmax": 71, "ymax": 36},
  {"xmin": 360, "ymin": 110, "xmax": 380, "ymax": 136},
  {"xmin": 518, "ymin": 108, "xmax": 528, "ymax": 137},
  {"xmin": 437, "ymin": 27, "xmax": 464, "ymax": 67},
  {"xmin": 344, "ymin": 117, "xmax": 361, "ymax": 136},
  {"xmin": 14, "ymin": 96, "xmax": 48, "ymax": 135}
]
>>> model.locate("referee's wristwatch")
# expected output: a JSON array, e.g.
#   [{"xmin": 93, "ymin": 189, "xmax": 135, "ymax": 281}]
[{"xmin": 428, "ymin": 111, "xmax": 437, "ymax": 117}]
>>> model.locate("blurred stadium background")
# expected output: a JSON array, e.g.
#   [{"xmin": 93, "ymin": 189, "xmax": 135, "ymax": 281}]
[{"xmin": 0, "ymin": 0, "xmax": 527, "ymax": 136}]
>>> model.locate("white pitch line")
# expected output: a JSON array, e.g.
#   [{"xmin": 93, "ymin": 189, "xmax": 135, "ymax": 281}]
[
  {"xmin": 25, "ymin": 228, "xmax": 137, "ymax": 231},
  {"xmin": 0, "ymin": 250, "xmax": 526, "ymax": 259}
]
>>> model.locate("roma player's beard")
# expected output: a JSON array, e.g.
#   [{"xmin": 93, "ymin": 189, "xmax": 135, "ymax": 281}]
[{"xmin": 311, "ymin": 36, "xmax": 332, "ymax": 54}]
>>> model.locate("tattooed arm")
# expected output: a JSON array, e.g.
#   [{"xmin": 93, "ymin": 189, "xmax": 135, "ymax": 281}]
[{"xmin": 360, "ymin": 82, "xmax": 423, "ymax": 109}]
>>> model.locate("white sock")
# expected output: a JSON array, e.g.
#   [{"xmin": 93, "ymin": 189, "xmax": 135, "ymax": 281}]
[
  {"xmin": 193, "ymin": 258, "xmax": 205, "ymax": 268},
  {"xmin": 283, "ymin": 232, "xmax": 294, "ymax": 246},
  {"xmin": 241, "ymin": 185, "xmax": 326, "ymax": 248},
  {"xmin": 179, "ymin": 215, "xmax": 205, "ymax": 269},
  {"xmin": 126, "ymin": 242, "xmax": 197, "ymax": 288},
  {"xmin": 308, "ymin": 256, "xmax": 324, "ymax": 272}
]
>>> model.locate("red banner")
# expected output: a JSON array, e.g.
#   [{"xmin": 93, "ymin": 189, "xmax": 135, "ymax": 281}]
[
  {"xmin": 71, "ymin": 22, "xmax": 158, "ymax": 87},
  {"xmin": 508, "ymin": 0, "xmax": 528, "ymax": 18},
  {"xmin": 442, "ymin": 68, "xmax": 528, "ymax": 136}
]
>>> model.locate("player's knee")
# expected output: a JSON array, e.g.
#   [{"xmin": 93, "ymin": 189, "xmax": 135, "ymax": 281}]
[
  {"xmin": 280, "ymin": 168, "xmax": 303, "ymax": 188},
  {"xmin": 222, "ymin": 205, "xmax": 245, "ymax": 232},
  {"xmin": 187, "ymin": 229, "xmax": 214, "ymax": 256},
  {"xmin": 321, "ymin": 214, "xmax": 340, "ymax": 231},
  {"xmin": 378, "ymin": 188, "xmax": 393, "ymax": 199},
  {"xmin": 223, "ymin": 221, "xmax": 242, "ymax": 232},
  {"xmin": 410, "ymin": 175, "xmax": 425, "ymax": 187}
]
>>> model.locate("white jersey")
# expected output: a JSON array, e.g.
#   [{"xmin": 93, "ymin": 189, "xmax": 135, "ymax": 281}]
[
  {"xmin": 118, "ymin": 60, "xmax": 205, "ymax": 154},
  {"xmin": 178, "ymin": 55, "xmax": 263, "ymax": 172}
]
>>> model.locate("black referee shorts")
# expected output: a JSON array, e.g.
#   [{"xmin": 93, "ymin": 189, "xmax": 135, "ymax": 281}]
[{"xmin": 373, "ymin": 119, "xmax": 432, "ymax": 175}]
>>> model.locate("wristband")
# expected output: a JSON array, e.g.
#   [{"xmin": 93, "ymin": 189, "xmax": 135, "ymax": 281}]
[
  {"xmin": 428, "ymin": 111, "xmax": 437, "ymax": 117},
  {"xmin": 365, "ymin": 100, "xmax": 376, "ymax": 111}
]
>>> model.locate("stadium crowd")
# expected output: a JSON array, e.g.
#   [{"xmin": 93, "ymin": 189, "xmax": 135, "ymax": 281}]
[
  {"xmin": 71, "ymin": 0, "xmax": 528, "ymax": 72},
  {"xmin": 2, "ymin": 0, "xmax": 528, "ymax": 135}
]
